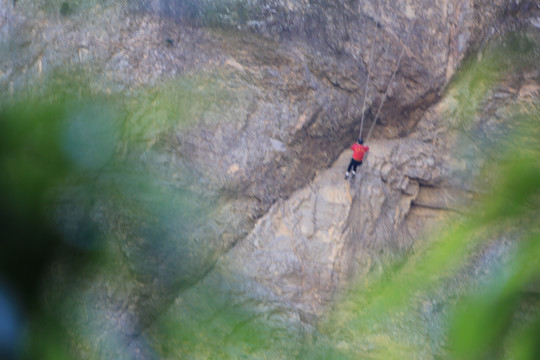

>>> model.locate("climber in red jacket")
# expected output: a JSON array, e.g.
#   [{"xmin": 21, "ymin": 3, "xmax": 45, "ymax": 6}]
[{"xmin": 345, "ymin": 139, "xmax": 369, "ymax": 179}]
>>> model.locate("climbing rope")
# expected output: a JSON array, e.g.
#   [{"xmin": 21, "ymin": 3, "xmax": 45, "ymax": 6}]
[
  {"xmin": 358, "ymin": 0, "xmax": 383, "ymax": 141},
  {"xmin": 358, "ymin": 51, "xmax": 371, "ymax": 140},
  {"xmin": 364, "ymin": 19, "xmax": 417, "ymax": 142}
]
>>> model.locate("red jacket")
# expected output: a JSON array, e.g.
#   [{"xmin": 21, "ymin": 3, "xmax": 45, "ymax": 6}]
[{"xmin": 351, "ymin": 143, "xmax": 369, "ymax": 161}]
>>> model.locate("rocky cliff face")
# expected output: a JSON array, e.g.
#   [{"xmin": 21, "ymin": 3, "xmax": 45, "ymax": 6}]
[
  {"xmin": 1, "ymin": 0, "xmax": 539, "ymax": 358},
  {"xmin": 147, "ymin": 32, "xmax": 540, "ymax": 357}
]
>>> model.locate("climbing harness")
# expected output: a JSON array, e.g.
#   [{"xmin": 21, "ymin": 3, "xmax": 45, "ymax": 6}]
[{"xmin": 360, "ymin": 18, "xmax": 417, "ymax": 142}]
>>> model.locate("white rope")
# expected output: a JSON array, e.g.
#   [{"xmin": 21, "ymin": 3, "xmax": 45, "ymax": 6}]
[
  {"xmin": 365, "ymin": 19, "xmax": 416, "ymax": 141},
  {"xmin": 358, "ymin": 51, "xmax": 372, "ymax": 140},
  {"xmin": 358, "ymin": 0, "xmax": 383, "ymax": 141}
]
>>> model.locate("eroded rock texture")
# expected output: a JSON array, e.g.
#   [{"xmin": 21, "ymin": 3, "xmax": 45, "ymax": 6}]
[
  {"xmin": 2, "ymin": 0, "xmax": 539, "ymax": 358},
  {"xmin": 153, "ymin": 44, "xmax": 540, "ymax": 357}
]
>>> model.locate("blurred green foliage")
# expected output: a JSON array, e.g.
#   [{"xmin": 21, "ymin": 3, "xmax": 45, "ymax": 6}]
[
  {"xmin": 0, "ymin": 98, "xmax": 85, "ymax": 360},
  {"xmin": 0, "ymin": 63, "xmax": 232, "ymax": 358}
]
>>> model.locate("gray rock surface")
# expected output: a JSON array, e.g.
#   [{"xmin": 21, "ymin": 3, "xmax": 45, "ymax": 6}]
[
  {"xmin": 2, "ymin": 0, "xmax": 540, "ymax": 358},
  {"xmin": 151, "ymin": 43, "xmax": 540, "ymax": 357}
]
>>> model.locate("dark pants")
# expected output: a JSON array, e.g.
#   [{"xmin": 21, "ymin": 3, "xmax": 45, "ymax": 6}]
[{"xmin": 347, "ymin": 159, "xmax": 362, "ymax": 172}]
